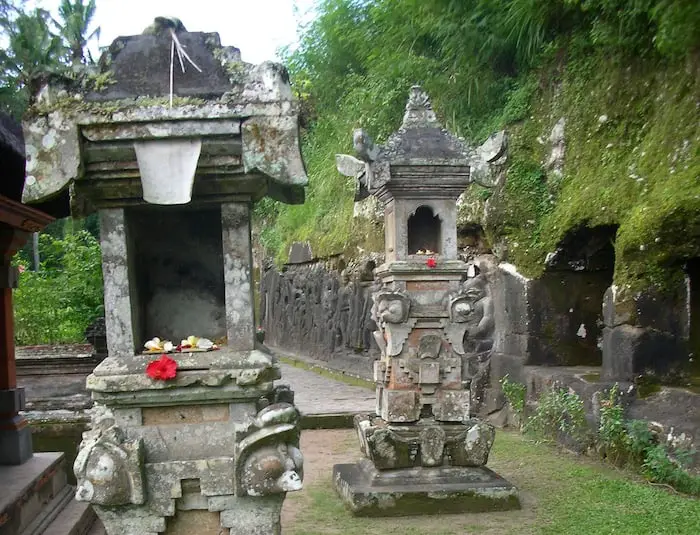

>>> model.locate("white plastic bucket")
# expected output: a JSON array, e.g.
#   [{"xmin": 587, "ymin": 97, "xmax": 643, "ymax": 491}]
[{"xmin": 134, "ymin": 138, "xmax": 202, "ymax": 205}]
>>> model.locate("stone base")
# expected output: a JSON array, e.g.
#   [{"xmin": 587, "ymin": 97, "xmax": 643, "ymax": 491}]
[
  {"xmin": 333, "ymin": 459, "xmax": 520, "ymax": 516},
  {"xmin": 0, "ymin": 424, "xmax": 33, "ymax": 466}
]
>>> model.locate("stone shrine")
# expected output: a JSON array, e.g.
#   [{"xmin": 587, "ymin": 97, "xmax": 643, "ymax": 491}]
[
  {"xmin": 332, "ymin": 87, "xmax": 519, "ymax": 515},
  {"xmin": 22, "ymin": 18, "xmax": 307, "ymax": 535}
]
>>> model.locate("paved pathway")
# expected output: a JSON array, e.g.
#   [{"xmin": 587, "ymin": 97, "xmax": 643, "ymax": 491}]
[{"xmin": 278, "ymin": 363, "xmax": 375, "ymax": 416}]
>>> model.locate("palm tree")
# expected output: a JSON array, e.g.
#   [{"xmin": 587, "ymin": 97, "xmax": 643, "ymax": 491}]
[
  {"xmin": 55, "ymin": 0, "xmax": 100, "ymax": 64},
  {"xmin": 0, "ymin": 8, "xmax": 65, "ymax": 103}
]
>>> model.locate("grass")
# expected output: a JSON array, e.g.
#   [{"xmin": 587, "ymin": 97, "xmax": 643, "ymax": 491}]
[{"xmin": 283, "ymin": 429, "xmax": 700, "ymax": 535}]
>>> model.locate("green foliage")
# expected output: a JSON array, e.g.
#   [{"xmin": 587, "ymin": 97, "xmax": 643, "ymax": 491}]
[
  {"xmin": 54, "ymin": 0, "xmax": 99, "ymax": 64},
  {"xmin": 597, "ymin": 384, "xmax": 629, "ymax": 464},
  {"xmin": 499, "ymin": 374, "xmax": 527, "ymax": 416},
  {"xmin": 262, "ymin": 0, "xmax": 700, "ymax": 267},
  {"xmin": 0, "ymin": 0, "xmax": 100, "ymax": 117},
  {"xmin": 14, "ymin": 230, "xmax": 104, "ymax": 345},
  {"xmin": 642, "ymin": 444, "xmax": 700, "ymax": 495},
  {"xmin": 514, "ymin": 381, "xmax": 700, "ymax": 496},
  {"xmin": 524, "ymin": 385, "xmax": 590, "ymax": 444},
  {"xmin": 594, "ymin": 384, "xmax": 700, "ymax": 496}
]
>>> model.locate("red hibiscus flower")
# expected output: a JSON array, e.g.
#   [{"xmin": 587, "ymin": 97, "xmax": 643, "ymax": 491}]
[
  {"xmin": 426, "ymin": 257, "xmax": 437, "ymax": 268},
  {"xmin": 146, "ymin": 355, "xmax": 178, "ymax": 381}
]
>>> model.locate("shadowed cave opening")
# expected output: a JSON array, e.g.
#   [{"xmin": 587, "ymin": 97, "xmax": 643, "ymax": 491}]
[
  {"xmin": 532, "ymin": 224, "xmax": 618, "ymax": 366},
  {"xmin": 408, "ymin": 205, "xmax": 441, "ymax": 254}
]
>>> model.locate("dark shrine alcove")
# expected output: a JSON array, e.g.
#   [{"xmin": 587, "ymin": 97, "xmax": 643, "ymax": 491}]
[
  {"xmin": 529, "ymin": 224, "xmax": 618, "ymax": 366},
  {"xmin": 408, "ymin": 205, "xmax": 441, "ymax": 254}
]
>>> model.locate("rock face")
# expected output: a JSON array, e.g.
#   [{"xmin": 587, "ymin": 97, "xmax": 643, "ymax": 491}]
[{"xmin": 331, "ymin": 87, "xmax": 519, "ymax": 516}]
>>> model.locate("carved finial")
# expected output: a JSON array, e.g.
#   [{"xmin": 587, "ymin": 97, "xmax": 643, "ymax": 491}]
[{"xmin": 402, "ymin": 85, "xmax": 438, "ymax": 128}]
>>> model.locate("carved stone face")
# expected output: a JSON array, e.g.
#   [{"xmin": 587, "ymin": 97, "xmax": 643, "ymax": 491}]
[
  {"xmin": 240, "ymin": 443, "xmax": 303, "ymax": 496},
  {"xmin": 374, "ymin": 294, "xmax": 409, "ymax": 324},
  {"xmin": 75, "ymin": 445, "xmax": 132, "ymax": 505},
  {"xmin": 451, "ymin": 277, "xmax": 488, "ymax": 323}
]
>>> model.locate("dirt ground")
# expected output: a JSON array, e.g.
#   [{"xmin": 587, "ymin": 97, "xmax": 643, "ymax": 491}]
[{"xmin": 281, "ymin": 429, "xmax": 538, "ymax": 535}]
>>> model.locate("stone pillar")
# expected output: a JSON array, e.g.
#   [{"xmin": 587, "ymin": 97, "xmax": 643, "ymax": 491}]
[
  {"xmin": 100, "ymin": 208, "xmax": 137, "ymax": 358},
  {"xmin": 222, "ymin": 203, "xmax": 255, "ymax": 351},
  {"xmin": 0, "ymin": 263, "xmax": 32, "ymax": 465}
]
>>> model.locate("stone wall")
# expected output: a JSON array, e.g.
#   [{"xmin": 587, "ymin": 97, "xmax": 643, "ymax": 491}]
[{"xmin": 259, "ymin": 255, "xmax": 382, "ymax": 367}]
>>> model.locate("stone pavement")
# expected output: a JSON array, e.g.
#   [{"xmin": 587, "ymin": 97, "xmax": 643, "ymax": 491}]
[{"xmin": 279, "ymin": 362, "xmax": 375, "ymax": 421}]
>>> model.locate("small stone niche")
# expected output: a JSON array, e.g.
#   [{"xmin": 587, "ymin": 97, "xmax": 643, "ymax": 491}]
[
  {"xmin": 127, "ymin": 205, "xmax": 226, "ymax": 348},
  {"xmin": 407, "ymin": 205, "xmax": 441, "ymax": 254}
]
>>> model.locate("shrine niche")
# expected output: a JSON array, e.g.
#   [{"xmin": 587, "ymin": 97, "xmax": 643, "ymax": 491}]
[
  {"xmin": 407, "ymin": 205, "xmax": 441, "ymax": 254},
  {"xmin": 332, "ymin": 87, "xmax": 519, "ymax": 516}
]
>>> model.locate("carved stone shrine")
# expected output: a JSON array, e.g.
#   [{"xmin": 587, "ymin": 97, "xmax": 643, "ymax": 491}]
[
  {"xmin": 22, "ymin": 18, "xmax": 306, "ymax": 535},
  {"xmin": 333, "ymin": 87, "xmax": 519, "ymax": 516}
]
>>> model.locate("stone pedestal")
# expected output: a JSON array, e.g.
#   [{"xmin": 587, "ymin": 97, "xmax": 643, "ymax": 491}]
[
  {"xmin": 334, "ymin": 460, "xmax": 518, "ymax": 517},
  {"xmin": 76, "ymin": 350, "xmax": 302, "ymax": 535}
]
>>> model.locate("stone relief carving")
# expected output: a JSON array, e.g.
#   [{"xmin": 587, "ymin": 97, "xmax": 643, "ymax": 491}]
[
  {"xmin": 371, "ymin": 290, "xmax": 414, "ymax": 358},
  {"xmin": 354, "ymin": 414, "xmax": 495, "ymax": 470},
  {"xmin": 236, "ymin": 402, "xmax": 303, "ymax": 497},
  {"xmin": 443, "ymin": 259, "xmax": 496, "ymax": 412},
  {"xmin": 74, "ymin": 406, "xmax": 145, "ymax": 506}
]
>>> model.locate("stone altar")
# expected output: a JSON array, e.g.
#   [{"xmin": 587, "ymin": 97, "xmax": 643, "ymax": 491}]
[
  {"xmin": 332, "ymin": 87, "xmax": 519, "ymax": 516},
  {"xmin": 22, "ymin": 18, "xmax": 307, "ymax": 535}
]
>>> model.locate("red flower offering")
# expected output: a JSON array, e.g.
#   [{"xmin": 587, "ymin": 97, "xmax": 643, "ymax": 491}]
[
  {"xmin": 426, "ymin": 257, "xmax": 437, "ymax": 268},
  {"xmin": 146, "ymin": 355, "xmax": 178, "ymax": 381}
]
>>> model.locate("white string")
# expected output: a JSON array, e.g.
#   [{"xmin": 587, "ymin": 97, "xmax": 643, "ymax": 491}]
[
  {"xmin": 169, "ymin": 38, "xmax": 175, "ymax": 108},
  {"xmin": 170, "ymin": 29, "xmax": 202, "ymax": 73},
  {"xmin": 168, "ymin": 28, "xmax": 203, "ymax": 108}
]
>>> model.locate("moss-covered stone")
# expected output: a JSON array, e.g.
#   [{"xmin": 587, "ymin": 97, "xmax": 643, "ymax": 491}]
[{"xmin": 463, "ymin": 52, "xmax": 700, "ymax": 295}]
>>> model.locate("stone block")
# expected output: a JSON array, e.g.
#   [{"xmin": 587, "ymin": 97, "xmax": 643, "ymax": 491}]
[
  {"xmin": 0, "ymin": 418, "xmax": 33, "ymax": 465},
  {"xmin": 166, "ymin": 510, "xmax": 226, "ymax": 535},
  {"xmin": 141, "ymin": 404, "xmax": 230, "ymax": 426},
  {"xmin": 419, "ymin": 361, "xmax": 440, "ymax": 384},
  {"xmin": 380, "ymin": 390, "xmax": 420, "ymax": 423},
  {"xmin": 433, "ymin": 390, "xmax": 470, "ymax": 422},
  {"xmin": 219, "ymin": 495, "xmax": 284, "ymax": 535},
  {"xmin": 333, "ymin": 460, "xmax": 519, "ymax": 516},
  {"xmin": 601, "ymin": 325, "xmax": 688, "ymax": 382},
  {"xmin": 0, "ymin": 388, "xmax": 26, "ymax": 413}
]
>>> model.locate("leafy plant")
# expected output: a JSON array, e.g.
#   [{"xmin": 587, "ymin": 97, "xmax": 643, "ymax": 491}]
[
  {"xmin": 524, "ymin": 385, "xmax": 590, "ymax": 445},
  {"xmin": 642, "ymin": 444, "xmax": 700, "ymax": 496},
  {"xmin": 500, "ymin": 374, "xmax": 527, "ymax": 416},
  {"xmin": 597, "ymin": 384, "xmax": 628, "ymax": 464},
  {"xmin": 594, "ymin": 385, "xmax": 700, "ymax": 495}
]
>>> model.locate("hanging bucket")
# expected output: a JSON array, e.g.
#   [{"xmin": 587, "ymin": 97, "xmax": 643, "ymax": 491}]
[{"xmin": 134, "ymin": 138, "xmax": 202, "ymax": 205}]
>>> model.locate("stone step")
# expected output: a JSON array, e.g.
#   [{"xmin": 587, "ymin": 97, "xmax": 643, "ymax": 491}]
[
  {"xmin": 86, "ymin": 521, "xmax": 105, "ymax": 535},
  {"xmin": 21, "ymin": 485, "xmax": 73, "ymax": 535},
  {"xmin": 0, "ymin": 452, "xmax": 67, "ymax": 535},
  {"xmin": 41, "ymin": 497, "xmax": 97, "ymax": 535}
]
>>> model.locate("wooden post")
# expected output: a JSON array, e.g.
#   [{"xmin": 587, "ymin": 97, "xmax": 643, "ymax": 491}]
[{"xmin": 0, "ymin": 196, "xmax": 53, "ymax": 464}]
